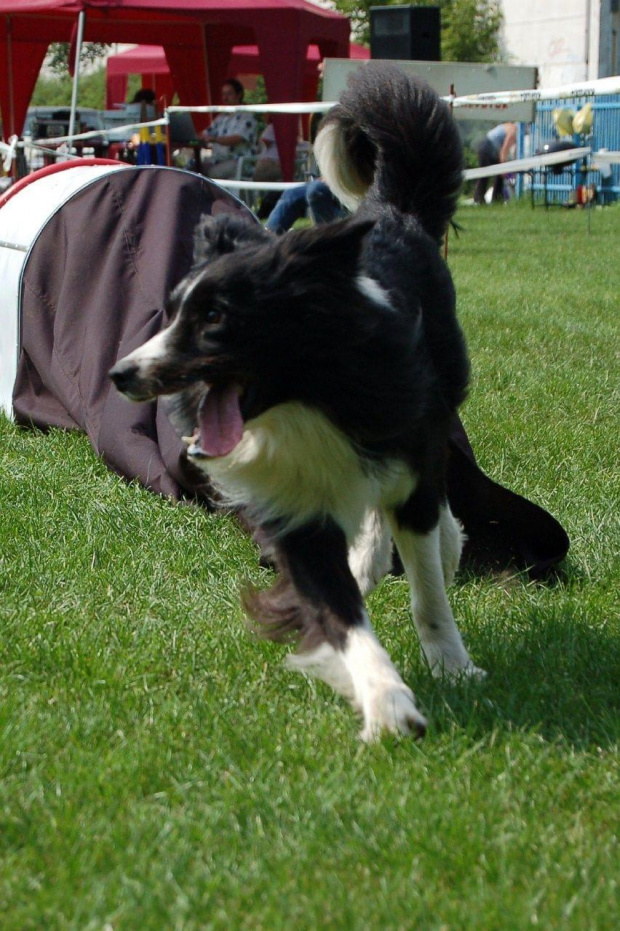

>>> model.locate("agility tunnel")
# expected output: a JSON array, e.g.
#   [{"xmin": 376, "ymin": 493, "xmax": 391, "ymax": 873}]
[
  {"xmin": 0, "ymin": 160, "xmax": 568, "ymax": 575},
  {"xmin": 0, "ymin": 160, "xmax": 254, "ymax": 499}
]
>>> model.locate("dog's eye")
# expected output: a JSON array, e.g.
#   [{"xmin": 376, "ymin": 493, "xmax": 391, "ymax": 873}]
[{"xmin": 204, "ymin": 308, "xmax": 223, "ymax": 326}]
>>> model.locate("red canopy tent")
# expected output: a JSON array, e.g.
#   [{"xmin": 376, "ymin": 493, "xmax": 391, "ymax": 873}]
[
  {"xmin": 106, "ymin": 41, "xmax": 370, "ymax": 110},
  {"xmin": 0, "ymin": 0, "xmax": 351, "ymax": 179}
]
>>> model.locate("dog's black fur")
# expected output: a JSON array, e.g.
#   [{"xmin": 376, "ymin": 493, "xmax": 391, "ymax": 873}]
[{"xmin": 110, "ymin": 64, "xmax": 481, "ymax": 740}]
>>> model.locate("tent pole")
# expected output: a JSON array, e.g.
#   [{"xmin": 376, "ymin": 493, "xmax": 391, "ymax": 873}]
[
  {"xmin": 6, "ymin": 16, "xmax": 14, "ymax": 138},
  {"xmin": 68, "ymin": 10, "xmax": 85, "ymax": 155},
  {"xmin": 5, "ymin": 16, "xmax": 18, "ymax": 180}
]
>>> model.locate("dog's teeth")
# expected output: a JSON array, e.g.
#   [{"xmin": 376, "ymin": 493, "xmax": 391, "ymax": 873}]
[{"xmin": 182, "ymin": 429, "xmax": 200, "ymax": 446}]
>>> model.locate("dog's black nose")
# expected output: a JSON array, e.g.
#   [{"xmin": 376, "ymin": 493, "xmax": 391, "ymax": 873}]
[{"xmin": 109, "ymin": 359, "xmax": 140, "ymax": 394}]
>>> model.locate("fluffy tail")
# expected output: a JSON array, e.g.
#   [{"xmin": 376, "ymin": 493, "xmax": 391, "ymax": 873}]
[{"xmin": 314, "ymin": 62, "xmax": 463, "ymax": 242}]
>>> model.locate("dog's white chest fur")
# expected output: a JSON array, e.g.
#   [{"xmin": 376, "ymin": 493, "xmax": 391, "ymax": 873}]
[{"xmin": 201, "ymin": 401, "xmax": 416, "ymax": 538}]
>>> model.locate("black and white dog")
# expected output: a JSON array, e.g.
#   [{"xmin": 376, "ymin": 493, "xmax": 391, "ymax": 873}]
[{"xmin": 110, "ymin": 64, "xmax": 483, "ymax": 741}]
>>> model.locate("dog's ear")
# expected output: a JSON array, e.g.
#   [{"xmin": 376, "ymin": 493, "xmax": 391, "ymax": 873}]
[
  {"xmin": 192, "ymin": 215, "xmax": 220, "ymax": 266},
  {"xmin": 192, "ymin": 214, "xmax": 268, "ymax": 266},
  {"xmin": 282, "ymin": 218, "xmax": 375, "ymax": 271}
]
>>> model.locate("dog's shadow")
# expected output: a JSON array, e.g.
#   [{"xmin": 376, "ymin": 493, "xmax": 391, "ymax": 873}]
[
  {"xmin": 414, "ymin": 594, "xmax": 620, "ymax": 751},
  {"xmin": 255, "ymin": 550, "xmax": 616, "ymax": 749}
]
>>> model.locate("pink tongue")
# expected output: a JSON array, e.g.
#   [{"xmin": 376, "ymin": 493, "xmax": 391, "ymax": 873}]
[{"xmin": 198, "ymin": 385, "xmax": 244, "ymax": 457}]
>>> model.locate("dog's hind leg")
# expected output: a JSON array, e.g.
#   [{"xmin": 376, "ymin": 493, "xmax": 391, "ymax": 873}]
[
  {"xmin": 389, "ymin": 496, "xmax": 483, "ymax": 679},
  {"xmin": 247, "ymin": 517, "xmax": 426, "ymax": 741},
  {"xmin": 348, "ymin": 508, "xmax": 393, "ymax": 596}
]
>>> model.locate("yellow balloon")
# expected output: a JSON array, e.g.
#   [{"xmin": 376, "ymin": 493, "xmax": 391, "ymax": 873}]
[
  {"xmin": 552, "ymin": 108, "xmax": 575, "ymax": 137},
  {"xmin": 573, "ymin": 103, "xmax": 593, "ymax": 136}
]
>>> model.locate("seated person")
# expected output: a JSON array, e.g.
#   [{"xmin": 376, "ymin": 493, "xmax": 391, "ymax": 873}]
[
  {"xmin": 201, "ymin": 78, "xmax": 257, "ymax": 180},
  {"xmin": 125, "ymin": 87, "xmax": 158, "ymax": 122},
  {"xmin": 264, "ymin": 109, "xmax": 345, "ymax": 232}
]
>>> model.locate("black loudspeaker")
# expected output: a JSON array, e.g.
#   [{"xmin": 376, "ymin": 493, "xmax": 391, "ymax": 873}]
[{"xmin": 370, "ymin": 5, "xmax": 441, "ymax": 61}]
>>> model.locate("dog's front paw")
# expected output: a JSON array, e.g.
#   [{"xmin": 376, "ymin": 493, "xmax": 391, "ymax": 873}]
[
  {"xmin": 429, "ymin": 656, "xmax": 486, "ymax": 682},
  {"xmin": 454, "ymin": 662, "xmax": 487, "ymax": 681},
  {"xmin": 359, "ymin": 684, "xmax": 427, "ymax": 743},
  {"xmin": 422, "ymin": 637, "xmax": 485, "ymax": 682}
]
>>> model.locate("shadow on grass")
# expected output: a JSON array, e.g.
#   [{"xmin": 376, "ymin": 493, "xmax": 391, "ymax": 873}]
[
  {"xmin": 418, "ymin": 614, "xmax": 620, "ymax": 750},
  {"xmin": 458, "ymin": 556, "xmax": 594, "ymax": 594}
]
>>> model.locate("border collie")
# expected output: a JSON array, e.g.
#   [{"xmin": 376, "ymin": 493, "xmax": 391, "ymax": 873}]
[{"xmin": 110, "ymin": 63, "xmax": 483, "ymax": 741}]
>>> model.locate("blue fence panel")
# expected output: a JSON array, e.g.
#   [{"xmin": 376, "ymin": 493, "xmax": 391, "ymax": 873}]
[{"xmin": 527, "ymin": 94, "xmax": 620, "ymax": 204}]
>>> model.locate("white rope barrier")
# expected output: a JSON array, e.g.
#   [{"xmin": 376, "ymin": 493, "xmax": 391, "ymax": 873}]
[
  {"xmin": 217, "ymin": 179, "xmax": 305, "ymax": 192},
  {"xmin": 0, "ymin": 134, "xmax": 18, "ymax": 172},
  {"xmin": 166, "ymin": 101, "xmax": 335, "ymax": 115},
  {"xmin": 224, "ymin": 147, "xmax": 601, "ymax": 192},
  {"xmin": 448, "ymin": 75, "xmax": 620, "ymax": 109},
  {"xmin": 31, "ymin": 117, "xmax": 167, "ymax": 148},
  {"xmin": 167, "ymin": 75, "xmax": 620, "ymax": 118},
  {"xmin": 591, "ymin": 150, "xmax": 620, "ymax": 165},
  {"xmin": 2, "ymin": 73, "xmax": 618, "ymax": 192},
  {"xmin": 463, "ymin": 147, "xmax": 591, "ymax": 181}
]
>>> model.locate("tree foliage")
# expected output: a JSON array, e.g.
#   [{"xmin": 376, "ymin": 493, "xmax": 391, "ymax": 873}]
[
  {"xmin": 441, "ymin": 0, "xmax": 503, "ymax": 62},
  {"xmin": 31, "ymin": 68, "xmax": 108, "ymax": 110},
  {"xmin": 334, "ymin": 0, "xmax": 503, "ymax": 63},
  {"xmin": 46, "ymin": 42, "xmax": 110, "ymax": 75}
]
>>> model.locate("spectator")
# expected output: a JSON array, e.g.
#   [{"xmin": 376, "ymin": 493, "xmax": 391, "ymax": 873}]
[
  {"xmin": 127, "ymin": 87, "xmax": 158, "ymax": 122},
  {"xmin": 131, "ymin": 88, "xmax": 156, "ymax": 105},
  {"xmin": 201, "ymin": 79, "xmax": 257, "ymax": 180},
  {"xmin": 265, "ymin": 177, "xmax": 346, "ymax": 233},
  {"xmin": 474, "ymin": 122, "xmax": 517, "ymax": 205},
  {"xmin": 264, "ymin": 110, "xmax": 346, "ymax": 232}
]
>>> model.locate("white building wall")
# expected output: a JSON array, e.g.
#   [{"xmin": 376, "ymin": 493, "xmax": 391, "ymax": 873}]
[{"xmin": 500, "ymin": 0, "xmax": 602, "ymax": 87}]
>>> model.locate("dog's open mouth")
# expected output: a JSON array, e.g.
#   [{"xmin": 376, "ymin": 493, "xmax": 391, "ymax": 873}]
[{"xmin": 184, "ymin": 383, "xmax": 244, "ymax": 459}]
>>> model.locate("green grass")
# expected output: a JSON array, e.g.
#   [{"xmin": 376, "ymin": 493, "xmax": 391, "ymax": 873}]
[{"xmin": 1, "ymin": 202, "xmax": 619, "ymax": 930}]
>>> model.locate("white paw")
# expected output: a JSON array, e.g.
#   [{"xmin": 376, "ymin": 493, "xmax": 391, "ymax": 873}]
[
  {"xmin": 359, "ymin": 683, "xmax": 427, "ymax": 743},
  {"xmin": 429, "ymin": 657, "xmax": 486, "ymax": 682},
  {"xmin": 453, "ymin": 662, "xmax": 487, "ymax": 682},
  {"xmin": 421, "ymin": 634, "xmax": 484, "ymax": 680}
]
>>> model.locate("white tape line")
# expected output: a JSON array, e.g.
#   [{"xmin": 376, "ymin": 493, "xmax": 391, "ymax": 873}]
[
  {"xmin": 33, "ymin": 117, "xmax": 168, "ymax": 147},
  {"xmin": 214, "ymin": 179, "xmax": 305, "ymax": 191},
  {"xmin": 1, "ymin": 134, "xmax": 18, "ymax": 172},
  {"xmin": 591, "ymin": 150, "xmax": 620, "ymax": 165},
  {"xmin": 166, "ymin": 74, "xmax": 620, "ymax": 117},
  {"xmin": 225, "ymin": 149, "xmax": 593, "ymax": 191},
  {"xmin": 451, "ymin": 75, "xmax": 620, "ymax": 108},
  {"xmin": 167, "ymin": 101, "xmax": 336, "ymax": 115},
  {"xmin": 464, "ymin": 147, "xmax": 591, "ymax": 180}
]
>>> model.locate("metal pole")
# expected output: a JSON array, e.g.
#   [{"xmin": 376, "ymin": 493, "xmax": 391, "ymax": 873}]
[
  {"xmin": 444, "ymin": 83, "xmax": 455, "ymax": 262},
  {"xmin": 67, "ymin": 11, "xmax": 85, "ymax": 155}
]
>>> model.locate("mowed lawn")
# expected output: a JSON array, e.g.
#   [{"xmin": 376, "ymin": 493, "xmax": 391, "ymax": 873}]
[{"xmin": 1, "ymin": 202, "xmax": 618, "ymax": 930}]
